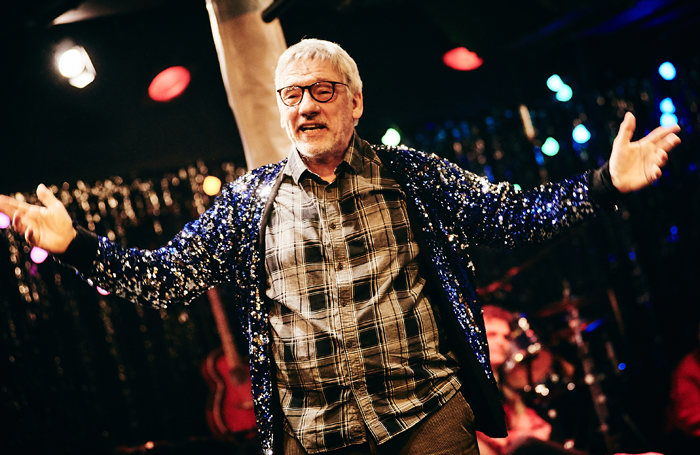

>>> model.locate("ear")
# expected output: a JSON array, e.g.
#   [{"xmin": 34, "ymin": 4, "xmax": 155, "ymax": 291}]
[{"xmin": 352, "ymin": 92, "xmax": 364, "ymax": 121}]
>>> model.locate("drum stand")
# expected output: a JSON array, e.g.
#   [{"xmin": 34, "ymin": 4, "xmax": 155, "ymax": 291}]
[{"xmin": 566, "ymin": 303, "xmax": 616, "ymax": 454}]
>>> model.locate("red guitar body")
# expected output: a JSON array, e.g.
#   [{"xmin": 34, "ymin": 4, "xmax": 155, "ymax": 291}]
[{"xmin": 201, "ymin": 347, "xmax": 258, "ymax": 442}]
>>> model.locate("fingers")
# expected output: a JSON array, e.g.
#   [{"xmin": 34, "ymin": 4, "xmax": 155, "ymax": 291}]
[
  {"xmin": 12, "ymin": 211, "xmax": 27, "ymax": 235},
  {"xmin": 660, "ymin": 132, "xmax": 681, "ymax": 152},
  {"xmin": 36, "ymin": 184, "xmax": 62, "ymax": 210},
  {"xmin": 657, "ymin": 148, "xmax": 669, "ymax": 167},
  {"xmin": 25, "ymin": 226, "xmax": 37, "ymax": 247},
  {"xmin": 644, "ymin": 124, "xmax": 681, "ymax": 146},
  {"xmin": 0, "ymin": 194, "xmax": 21, "ymax": 219},
  {"xmin": 616, "ymin": 112, "xmax": 636, "ymax": 144}
]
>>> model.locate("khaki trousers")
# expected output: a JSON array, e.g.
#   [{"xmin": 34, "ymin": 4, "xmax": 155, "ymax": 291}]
[{"xmin": 283, "ymin": 390, "xmax": 479, "ymax": 455}]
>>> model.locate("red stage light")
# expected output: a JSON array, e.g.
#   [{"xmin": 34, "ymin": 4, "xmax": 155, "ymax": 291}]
[
  {"xmin": 443, "ymin": 47, "xmax": 483, "ymax": 71},
  {"xmin": 148, "ymin": 66, "xmax": 191, "ymax": 102}
]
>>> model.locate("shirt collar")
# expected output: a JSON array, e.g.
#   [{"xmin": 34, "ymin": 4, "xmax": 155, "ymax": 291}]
[{"xmin": 284, "ymin": 132, "xmax": 370, "ymax": 184}]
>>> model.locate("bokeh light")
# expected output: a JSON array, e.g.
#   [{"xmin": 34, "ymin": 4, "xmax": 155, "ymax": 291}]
[
  {"xmin": 658, "ymin": 62, "xmax": 676, "ymax": 81},
  {"xmin": 541, "ymin": 137, "xmax": 560, "ymax": 156},
  {"xmin": 555, "ymin": 84, "xmax": 573, "ymax": 102},
  {"xmin": 149, "ymin": 66, "xmax": 191, "ymax": 102},
  {"xmin": 96, "ymin": 287, "xmax": 111, "ymax": 296},
  {"xmin": 0, "ymin": 213, "xmax": 10, "ymax": 229},
  {"xmin": 57, "ymin": 46, "xmax": 96, "ymax": 88},
  {"xmin": 572, "ymin": 124, "xmax": 591, "ymax": 144},
  {"xmin": 30, "ymin": 247, "xmax": 49, "ymax": 264},
  {"xmin": 659, "ymin": 97, "xmax": 675, "ymax": 113},
  {"xmin": 202, "ymin": 176, "xmax": 222, "ymax": 196},
  {"xmin": 442, "ymin": 47, "xmax": 483, "ymax": 71},
  {"xmin": 58, "ymin": 49, "xmax": 85, "ymax": 78},
  {"xmin": 547, "ymin": 75, "xmax": 564, "ymax": 92},
  {"xmin": 660, "ymin": 113, "xmax": 678, "ymax": 127},
  {"xmin": 381, "ymin": 128, "xmax": 401, "ymax": 146}
]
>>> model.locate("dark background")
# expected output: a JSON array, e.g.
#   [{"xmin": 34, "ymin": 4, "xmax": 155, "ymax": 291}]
[{"xmin": 1, "ymin": 0, "xmax": 700, "ymax": 454}]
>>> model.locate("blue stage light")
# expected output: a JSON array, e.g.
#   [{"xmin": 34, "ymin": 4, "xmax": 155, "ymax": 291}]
[
  {"xmin": 534, "ymin": 147, "xmax": 545, "ymax": 165},
  {"xmin": 659, "ymin": 97, "xmax": 675, "ymax": 113},
  {"xmin": 660, "ymin": 113, "xmax": 678, "ymax": 127},
  {"xmin": 659, "ymin": 62, "xmax": 676, "ymax": 81}
]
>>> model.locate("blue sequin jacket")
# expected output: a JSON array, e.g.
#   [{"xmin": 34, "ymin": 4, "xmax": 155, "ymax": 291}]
[{"xmin": 59, "ymin": 145, "xmax": 611, "ymax": 455}]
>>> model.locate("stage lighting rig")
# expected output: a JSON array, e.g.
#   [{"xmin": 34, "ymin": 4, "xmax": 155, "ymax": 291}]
[{"xmin": 56, "ymin": 45, "xmax": 96, "ymax": 88}]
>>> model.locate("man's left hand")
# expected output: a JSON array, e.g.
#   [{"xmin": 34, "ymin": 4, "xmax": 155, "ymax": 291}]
[{"xmin": 610, "ymin": 112, "xmax": 681, "ymax": 193}]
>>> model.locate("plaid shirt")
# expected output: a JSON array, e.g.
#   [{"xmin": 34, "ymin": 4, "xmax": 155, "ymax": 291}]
[{"xmin": 264, "ymin": 135, "xmax": 462, "ymax": 453}]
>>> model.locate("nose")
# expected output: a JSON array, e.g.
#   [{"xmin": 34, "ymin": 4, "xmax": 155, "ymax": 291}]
[{"xmin": 297, "ymin": 88, "xmax": 320, "ymax": 116}]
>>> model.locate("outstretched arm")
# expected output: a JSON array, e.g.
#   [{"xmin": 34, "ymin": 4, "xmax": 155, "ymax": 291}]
[
  {"xmin": 610, "ymin": 112, "xmax": 681, "ymax": 193},
  {"xmin": 0, "ymin": 184, "xmax": 76, "ymax": 253}
]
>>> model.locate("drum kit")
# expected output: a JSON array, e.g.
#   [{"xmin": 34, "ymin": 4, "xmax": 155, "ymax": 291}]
[{"xmin": 498, "ymin": 286, "xmax": 626, "ymax": 453}]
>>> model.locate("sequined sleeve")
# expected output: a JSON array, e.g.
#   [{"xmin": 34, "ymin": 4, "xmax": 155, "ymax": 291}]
[
  {"xmin": 376, "ymin": 146, "xmax": 606, "ymax": 249},
  {"xmin": 58, "ymin": 177, "xmax": 250, "ymax": 309},
  {"xmin": 431, "ymin": 152, "xmax": 600, "ymax": 247}
]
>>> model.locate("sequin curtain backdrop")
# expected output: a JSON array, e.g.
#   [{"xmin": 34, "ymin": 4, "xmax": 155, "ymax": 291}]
[{"xmin": 0, "ymin": 161, "xmax": 248, "ymax": 454}]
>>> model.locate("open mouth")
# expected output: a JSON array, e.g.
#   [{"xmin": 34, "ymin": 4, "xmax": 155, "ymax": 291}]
[{"xmin": 299, "ymin": 124, "xmax": 326, "ymax": 132}]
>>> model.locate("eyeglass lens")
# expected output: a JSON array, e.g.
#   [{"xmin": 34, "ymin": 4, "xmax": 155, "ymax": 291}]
[{"xmin": 280, "ymin": 82, "xmax": 337, "ymax": 106}]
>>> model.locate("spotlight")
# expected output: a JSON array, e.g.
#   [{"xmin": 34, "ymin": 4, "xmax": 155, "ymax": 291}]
[{"xmin": 56, "ymin": 46, "xmax": 96, "ymax": 88}]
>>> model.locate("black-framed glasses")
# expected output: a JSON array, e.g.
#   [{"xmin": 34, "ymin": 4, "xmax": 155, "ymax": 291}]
[{"xmin": 277, "ymin": 81, "xmax": 348, "ymax": 107}]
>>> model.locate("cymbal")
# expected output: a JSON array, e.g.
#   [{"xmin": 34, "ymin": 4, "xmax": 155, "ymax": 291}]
[{"xmin": 534, "ymin": 296, "xmax": 591, "ymax": 318}]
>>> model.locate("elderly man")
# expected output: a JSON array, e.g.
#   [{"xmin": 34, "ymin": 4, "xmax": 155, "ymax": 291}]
[{"xmin": 0, "ymin": 39, "xmax": 681, "ymax": 455}]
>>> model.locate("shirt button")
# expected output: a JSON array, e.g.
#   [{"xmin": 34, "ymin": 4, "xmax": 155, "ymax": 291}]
[
  {"xmin": 329, "ymin": 222, "xmax": 337, "ymax": 230},
  {"xmin": 337, "ymin": 263, "xmax": 344, "ymax": 271},
  {"xmin": 346, "ymin": 340, "xmax": 355, "ymax": 349},
  {"xmin": 326, "ymin": 186, "xmax": 332, "ymax": 193}
]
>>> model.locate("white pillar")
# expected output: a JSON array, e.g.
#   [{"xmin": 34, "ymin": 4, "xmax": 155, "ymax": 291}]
[{"xmin": 206, "ymin": 0, "xmax": 290, "ymax": 169}]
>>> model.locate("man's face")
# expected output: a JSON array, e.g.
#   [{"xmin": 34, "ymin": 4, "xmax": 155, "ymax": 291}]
[
  {"xmin": 277, "ymin": 59, "xmax": 363, "ymax": 160},
  {"xmin": 484, "ymin": 316, "xmax": 512, "ymax": 370}
]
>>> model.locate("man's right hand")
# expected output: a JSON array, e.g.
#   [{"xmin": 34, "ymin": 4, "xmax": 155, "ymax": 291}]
[{"xmin": 0, "ymin": 184, "xmax": 76, "ymax": 253}]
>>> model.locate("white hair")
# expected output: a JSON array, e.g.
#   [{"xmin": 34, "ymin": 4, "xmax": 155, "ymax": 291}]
[{"xmin": 275, "ymin": 39, "xmax": 363, "ymax": 96}]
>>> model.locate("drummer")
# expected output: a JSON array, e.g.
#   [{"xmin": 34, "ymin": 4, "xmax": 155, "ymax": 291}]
[{"xmin": 477, "ymin": 305, "xmax": 553, "ymax": 455}]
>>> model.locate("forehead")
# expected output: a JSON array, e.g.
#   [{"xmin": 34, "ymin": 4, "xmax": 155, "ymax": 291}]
[
  {"xmin": 278, "ymin": 59, "xmax": 342, "ymax": 87},
  {"xmin": 484, "ymin": 317, "xmax": 511, "ymax": 333}
]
